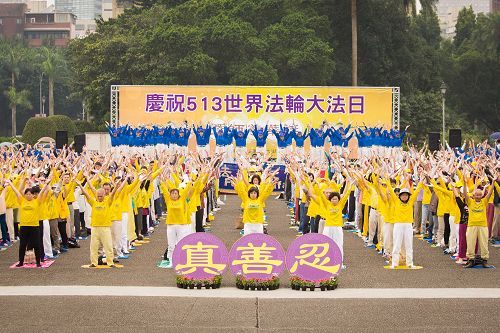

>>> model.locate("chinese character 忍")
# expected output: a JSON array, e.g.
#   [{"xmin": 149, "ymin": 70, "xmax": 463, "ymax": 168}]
[{"xmin": 289, "ymin": 243, "xmax": 340, "ymax": 274}]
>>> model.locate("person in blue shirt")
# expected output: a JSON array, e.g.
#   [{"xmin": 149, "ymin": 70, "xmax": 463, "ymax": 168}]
[
  {"xmin": 177, "ymin": 126, "xmax": 191, "ymax": 154},
  {"xmin": 292, "ymin": 128, "xmax": 309, "ymax": 155},
  {"xmin": 213, "ymin": 125, "xmax": 234, "ymax": 162},
  {"xmin": 193, "ymin": 124, "xmax": 211, "ymax": 157},
  {"xmin": 272, "ymin": 124, "xmax": 292, "ymax": 163},
  {"xmin": 251, "ymin": 124, "xmax": 269, "ymax": 156},
  {"xmin": 309, "ymin": 124, "xmax": 328, "ymax": 162},
  {"xmin": 232, "ymin": 127, "xmax": 250, "ymax": 158}
]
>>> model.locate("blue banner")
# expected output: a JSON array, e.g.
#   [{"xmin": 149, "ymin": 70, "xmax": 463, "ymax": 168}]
[{"xmin": 218, "ymin": 163, "xmax": 286, "ymax": 193}]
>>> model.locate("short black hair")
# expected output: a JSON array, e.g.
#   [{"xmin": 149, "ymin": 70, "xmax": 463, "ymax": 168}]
[
  {"xmin": 248, "ymin": 186, "xmax": 259, "ymax": 198},
  {"xmin": 328, "ymin": 192, "xmax": 340, "ymax": 201},
  {"xmin": 250, "ymin": 174, "xmax": 261, "ymax": 185}
]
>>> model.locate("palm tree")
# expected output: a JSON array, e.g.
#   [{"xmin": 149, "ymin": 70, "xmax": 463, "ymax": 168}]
[
  {"xmin": 4, "ymin": 87, "xmax": 32, "ymax": 137},
  {"xmin": 41, "ymin": 46, "xmax": 67, "ymax": 116},
  {"xmin": 351, "ymin": 0, "xmax": 357, "ymax": 86},
  {"xmin": 1, "ymin": 40, "xmax": 26, "ymax": 136}
]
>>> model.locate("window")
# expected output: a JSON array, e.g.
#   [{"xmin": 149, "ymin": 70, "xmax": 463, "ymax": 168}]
[
  {"xmin": 76, "ymin": 24, "xmax": 85, "ymax": 30},
  {"xmin": 16, "ymin": 18, "xmax": 22, "ymax": 24},
  {"xmin": 30, "ymin": 18, "xmax": 36, "ymax": 23}
]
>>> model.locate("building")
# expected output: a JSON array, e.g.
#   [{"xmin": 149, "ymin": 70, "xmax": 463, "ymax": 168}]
[
  {"xmin": 437, "ymin": 0, "xmax": 491, "ymax": 38},
  {"xmin": 74, "ymin": 18, "xmax": 96, "ymax": 38},
  {"xmin": 492, "ymin": 0, "xmax": 500, "ymax": 12},
  {"xmin": 112, "ymin": 0, "xmax": 133, "ymax": 19},
  {"xmin": 55, "ymin": 0, "xmax": 102, "ymax": 20},
  {"xmin": 102, "ymin": 0, "xmax": 112, "ymax": 20},
  {"xmin": 0, "ymin": 3, "xmax": 27, "ymax": 39},
  {"xmin": 24, "ymin": 10, "xmax": 76, "ymax": 46}
]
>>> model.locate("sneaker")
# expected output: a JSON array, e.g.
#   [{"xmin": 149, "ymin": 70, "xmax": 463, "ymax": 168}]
[
  {"xmin": 118, "ymin": 255, "xmax": 129, "ymax": 259},
  {"xmin": 481, "ymin": 259, "xmax": 489, "ymax": 268},
  {"xmin": 89, "ymin": 264, "xmax": 97, "ymax": 268},
  {"xmin": 217, "ymin": 199, "xmax": 225, "ymax": 205},
  {"xmin": 455, "ymin": 258, "xmax": 467, "ymax": 265},
  {"xmin": 60, "ymin": 247, "xmax": 68, "ymax": 253},
  {"xmin": 464, "ymin": 260, "xmax": 476, "ymax": 268},
  {"xmin": 109, "ymin": 264, "xmax": 116, "ymax": 268},
  {"xmin": 45, "ymin": 255, "xmax": 58, "ymax": 260},
  {"xmin": 407, "ymin": 264, "xmax": 415, "ymax": 269}
]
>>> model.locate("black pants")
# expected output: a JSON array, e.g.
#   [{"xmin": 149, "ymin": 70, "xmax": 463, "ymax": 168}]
[
  {"xmin": 141, "ymin": 213, "xmax": 148, "ymax": 235},
  {"xmin": 134, "ymin": 214, "xmax": 141, "ymax": 238},
  {"xmin": 154, "ymin": 198, "xmax": 162, "ymax": 217},
  {"xmin": 444, "ymin": 213, "xmax": 450, "ymax": 246},
  {"xmin": 348, "ymin": 191, "xmax": 356, "ymax": 222},
  {"xmin": 18, "ymin": 226, "xmax": 42, "ymax": 265},
  {"xmin": 58, "ymin": 220, "xmax": 68, "ymax": 247},
  {"xmin": 310, "ymin": 215, "xmax": 321, "ymax": 233},
  {"xmin": 195, "ymin": 207, "xmax": 204, "ymax": 232},
  {"xmin": 38, "ymin": 221, "xmax": 45, "ymax": 260},
  {"xmin": 73, "ymin": 209, "xmax": 81, "ymax": 237}
]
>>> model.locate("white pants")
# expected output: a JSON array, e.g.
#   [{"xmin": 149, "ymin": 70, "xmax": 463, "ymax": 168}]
[
  {"xmin": 448, "ymin": 216, "xmax": 458, "ymax": 253},
  {"xmin": 6, "ymin": 208, "xmax": 14, "ymax": 242},
  {"xmin": 392, "ymin": 223, "xmax": 413, "ymax": 267},
  {"xmin": 235, "ymin": 146, "xmax": 246, "ymax": 158},
  {"xmin": 322, "ymin": 226, "xmax": 344, "ymax": 261},
  {"xmin": 111, "ymin": 220, "xmax": 123, "ymax": 257},
  {"xmin": 166, "ymin": 224, "xmax": 192, "ymax": 261},
  {"xmin": 190, "ymin": 212, "xmax": 196, "ymax": 233},
  {"xmin": 295, "ymin": 146, "xmax": 305, "ymax": 156},
  {"xmin": 42, "ymin": 219, "xmax": 53, "ymax": 257},
  {"xmin": 368, "ymin": 209, "xmax": 379, "ymax": 245},
  {"xmin": 197, "ymin": 145, "xmax": 210, "ymax": 158},
  {"xmin": 256, "ymin": 146, "xmax": 266, "ymax": 156},
  {"xmin": 120, "ymin": 212, "xmax": 129, "ymax": 253},
  {"xmin": 383, "ymin": 223, "xmax": 394, "ymax": 256},
  {"xmin": 318, "ymin": 218, "xmax": 325, "ymax": 234},
  {"xmin": 243, "ymin": 223, "xmax": 264, "ymax": 235}
]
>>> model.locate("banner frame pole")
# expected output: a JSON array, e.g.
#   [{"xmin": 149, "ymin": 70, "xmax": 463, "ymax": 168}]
[
  {"xmin": 111, "ymin": 85, "xmax": 120, "ymax": 127},
  {"xmin": 392, "ymin": 87, "xmax": 400, "ymax": 130}
]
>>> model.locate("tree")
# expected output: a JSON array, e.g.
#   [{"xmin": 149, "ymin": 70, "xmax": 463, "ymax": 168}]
[
  {"xmin": 351, "ymin": 0, "xmax": 357, "ymax": 86},
  {"xmin": 454, "ymin": 6, "xmax": 476, "ymax": 50},
  {"xmin": 41, "ymin": 47, "xmax": 68, "ymax": 116},
  {"xmin": 4, "ymin": 87, "xmax": 32, "ymax": 136}
]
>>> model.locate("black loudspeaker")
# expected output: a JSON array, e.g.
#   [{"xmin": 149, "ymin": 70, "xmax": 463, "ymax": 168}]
[
  {"xmin": 55, "ymin": 131, "xmax": 68, "ymax": 149},
  {"xmin": 428, "ymin": 132, "xmax": 440, "ymax": 151},
  {"xmin": 449, "ymin": 129, "xmax": 462, "ymax": 148},
  {"xmin": 74, "ymin": 134, "xmax": 86, "ymax": 153}
]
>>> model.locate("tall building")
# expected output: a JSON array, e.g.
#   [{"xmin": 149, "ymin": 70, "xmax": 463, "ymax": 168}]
[
  {"xmin": 437, "ymin": 0, "xmax": 491, "ymax": 38},
  {"xmin": 492, "ymin": 0, "xmax": 500, "ymax": 12},
  {"xmin": 102, "ymin": 0, "xmax": 112, "ymax": 20},
  {"xmin": 54, "ymin": 0, "xmax": 102, "ymax": 19},
  {"xmin": 112, "ymin": 0, "xmax": 133, "ymax": 19},
  {"xmin": 0, "ymin": 3, "xmax": 27, "ymax": 39},
  {"xmin": 24, "ymin": 10, "xmax": 76, "ymax": 46}
]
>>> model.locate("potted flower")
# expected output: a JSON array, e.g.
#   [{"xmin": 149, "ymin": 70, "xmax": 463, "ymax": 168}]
[{"xmin": 212, "ymin": 275, "xmax": 222, "ymax": 289}]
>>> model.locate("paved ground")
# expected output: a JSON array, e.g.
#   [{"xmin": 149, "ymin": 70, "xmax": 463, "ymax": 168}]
[{"xmin": 0, "ymin": 195, "xmax": 499, "ymax": 332}]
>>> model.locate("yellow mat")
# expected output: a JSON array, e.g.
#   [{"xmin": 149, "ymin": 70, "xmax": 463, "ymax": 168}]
[{"xmin": 384, "ymin": 265, "xmax": 423, "ymax": 270}]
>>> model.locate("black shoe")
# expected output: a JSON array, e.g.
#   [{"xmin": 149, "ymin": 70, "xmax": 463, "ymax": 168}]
[
  {"xmin": 481, "ymin": 259, "xmax": 489, "ymax": 268},
  {"xmin": 16, "ymin": 262, "xmax": 24, "ymax": 267},
  {"xmin": 464, "ymin": 259, "xmax": 476, "ymax": 268}
]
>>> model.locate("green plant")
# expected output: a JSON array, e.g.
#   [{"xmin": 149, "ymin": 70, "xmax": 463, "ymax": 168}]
[
  {"xmin": 22, "ymin": 117, "xmax": 57, "ymax": 145},
  {"xmin": 73, "ymin": 120, "xmax": 98, "ymax": 134},
  {"xmin": 48, "ymin": 115, "xmax": 77, "ymax": 140}
]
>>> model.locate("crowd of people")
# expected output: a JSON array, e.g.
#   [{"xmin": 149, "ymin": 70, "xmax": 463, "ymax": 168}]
[{"xmin": 1, "ymin": 121, "xmax": 499, "ymax": 272}]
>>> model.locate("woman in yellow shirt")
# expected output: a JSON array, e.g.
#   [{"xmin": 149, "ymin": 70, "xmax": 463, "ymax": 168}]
[
  {"xmin": 234, "ymin": 172, "xmax": 275, "ymax": 235},
  {"xmin": 308, "ymin": 178, "xmax": 352, "ymax": 263},
  {"xmin": 7, "ymin": 178, "xmax": 50, "ymax": 267}
]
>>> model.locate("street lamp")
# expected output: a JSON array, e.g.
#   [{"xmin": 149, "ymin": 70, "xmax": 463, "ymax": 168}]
[
  {"xmin": 39, "ymin": 73, "xmax": 44, "ymax": 115},
  {"xmin": 42, "ymin": 95, "xmax": 46, "ymax": 116},
  {"xmin": 440, "ymin": 82, "xmax": 447, "ymax": 147}
]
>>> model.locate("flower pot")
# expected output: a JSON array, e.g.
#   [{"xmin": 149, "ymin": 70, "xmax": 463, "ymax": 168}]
[
  {"xmin": 310, "ymin": 286, "xmax": 315, "ymax": 291},
  {"xmin": 196, "ymin": 284, "xmax": 202, "ymax": 289},
  {"xmin": 215, "ymin": 283, "xmax": 221, "ymax": 289},
  {"xmin": 301, "ymin": 286, "xmax": 307, "ymax": 291},
  {"xmin": 183, "ymin": 285, "xmax": 188, "ymax": 289},
  {"xmin": 237, "ymin": 284, "xmax": 243, "ymax": 289},
  {"xmin": 256, "ymin": 286, "xmax": 262, "ymax": 291},
  {"xmin": 250, "ymin": 286, "xmax": 256, "ymax": 290},
  {"xmin": 205, "ymin": 285, "xmax": 211, "ymax": 289},
  {"xmin": 244, "ymin": 286, "xmax": 249, "ymax": 290},
  {"xmin": 327, "ymin": 286, "xmax": 333, "ymax": 290},
  {"xmin": 189, "ymin": 285, "xmax": 194, "ymax": 289},
  {"xmin": 177, "ymin": 283, "xmax": 182, "ymax": 288},
  {"xmin": 320, "ymin": 286, "xmax": 326, "ymax": 291}
]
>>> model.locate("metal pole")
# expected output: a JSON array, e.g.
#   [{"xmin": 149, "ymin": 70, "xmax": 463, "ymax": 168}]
[
  {"xmin": 39, "ymin": 73, "xmax": 43, "ymax": 115},
  {"xmin": 442, "ymin": 95, "xmax": 445, "ymax": 147}
]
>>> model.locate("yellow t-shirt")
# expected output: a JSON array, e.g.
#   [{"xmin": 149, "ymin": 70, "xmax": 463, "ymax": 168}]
[
  {"xmin": 18, "ymin": 197, "xmax": 40, "ymax": 227},
  {"xmin": 160, "ymin": 182, "xmax": 190, "ymax": 225},
  {"xmin": 321, "ymin": 194, "xmax": 349, "ymax": 227},
  {"xmin": 389, "ymin": 183, "xmax": 422, "ymax": 223},
  {"xmin": 466, "ymin": 197, "xmax": 488, "ymax": 227},
  {"xmin": 89, "ymin": 197, "xmax": 112, "ymax": 227}
]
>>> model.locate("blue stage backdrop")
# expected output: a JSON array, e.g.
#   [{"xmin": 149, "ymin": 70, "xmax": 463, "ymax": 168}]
[{"xmin": 218, "ymin": 163, "xmax": 286, "ymax": 194}]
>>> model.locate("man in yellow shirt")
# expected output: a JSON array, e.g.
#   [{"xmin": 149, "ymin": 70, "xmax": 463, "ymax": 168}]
[
  {"xmin": 77, "ymin": 179, "xmax": 126, "ymax": 268},
  {"xmin": 463, "ymin": 175, "xmax": 495, "ymax": 268}
]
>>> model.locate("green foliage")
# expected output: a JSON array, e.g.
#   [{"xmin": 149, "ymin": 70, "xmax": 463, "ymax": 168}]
[
  {"xmin": 454, "ymin": 6, "xmax": 476, "ymax": 50},
  {"xmin": 0, "ymin": 137, "xmax": 15, "ymax": 143},
  {"xmin": 47, "ymin": 115, "xmax": 77, "ymax": 139},
  {"xmin": 22, "ymin": 117, "xmax": 57, "ymax": 145},
  {"xmin": 400, "ymin": 92, "xmax": 442, "ymax": 145},
  {"xmin": 73, "ymin": 120, "xmax": 98, "ymax": 134}
]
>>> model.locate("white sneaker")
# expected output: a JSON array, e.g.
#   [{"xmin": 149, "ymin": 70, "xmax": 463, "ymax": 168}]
[
  {"xmin": 217, "ymin": 199, "xmax": 225, "ymax": 205},
  {"xmin": 213, "ymin": 207, "xmax": 221, "ymax": 212}
]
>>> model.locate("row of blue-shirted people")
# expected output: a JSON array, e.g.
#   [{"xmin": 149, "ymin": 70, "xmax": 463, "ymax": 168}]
[{"xmin": 108, "ymin": 122, "xmax": 407, "ymax": 160}]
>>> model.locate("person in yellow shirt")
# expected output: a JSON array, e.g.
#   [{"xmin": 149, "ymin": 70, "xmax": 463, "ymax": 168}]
[
  {"xmin": 388, "ymin": 178, "xmax": 423, "ymax": 268},
  {"xmin": 7, "ymin": 178, "xmax": 50, "ymax": 267},
  {"xmin": 308, "ymin": 178, "xmax": 352, "ymax": 263},
  {"xmin": 77, "ymin": 178, "xmax": 126, "ymax": 268},
  {"xmin": 234, "ymin": 171, "xmax": 276, "ymax": 235},
  {"xmin": 463, "ymin": 174, "xmax": 496, "ymax": 268}
]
